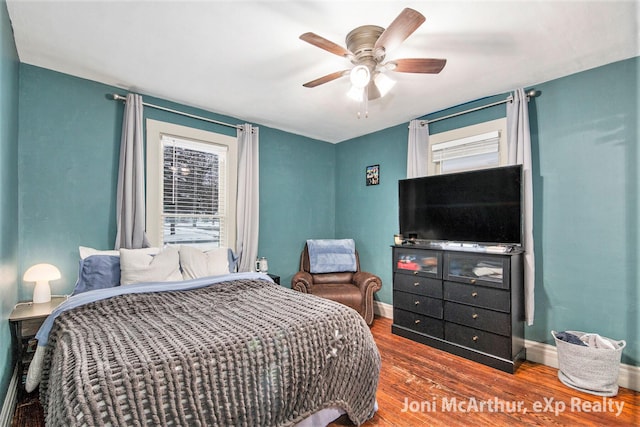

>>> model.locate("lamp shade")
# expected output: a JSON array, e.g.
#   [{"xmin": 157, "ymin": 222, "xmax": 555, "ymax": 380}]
[
  {"xmin": 349, "ymin": 65, "xmax": 371, "ymax": 89},
  {"xmin": 374, "ymin": 73, "xmax": 396, "ymax": 98},
  {"xmin": 23, "ymin": 263, "xmax": 61, "ymax": 303}
]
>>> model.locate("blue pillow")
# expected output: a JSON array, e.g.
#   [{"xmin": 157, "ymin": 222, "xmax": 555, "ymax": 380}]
[
  {"xmin": 227, "ymin": 248, "xmax": 238, "ymax": 272},
  {"xmin": 72, "ymin": 255, "xmax": 121, "ymax": 295}
]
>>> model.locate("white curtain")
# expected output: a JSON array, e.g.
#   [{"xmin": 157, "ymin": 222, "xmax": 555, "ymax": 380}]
[
  {"xmin": 507, "ymin": 88, "xmax": 535, "ymax": 325},
  {"xmin": 407, "ymin": 119, "xmax": 430, "ymax": 178},
  {"xmin": 115, "ymin": 93, "xmax": 150, "ymax": 249},
  {"xmin": 235, "ymin": 124, "xmax": 260, "ymax": 272}
]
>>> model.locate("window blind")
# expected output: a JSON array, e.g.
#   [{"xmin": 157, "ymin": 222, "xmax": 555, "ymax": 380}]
[
  {"xmin": 430, "ymin": 130, "xmax": 501, "ymax": 173},
  {"xmin": 161, "ymin": 135, "xmax": 228, "ymax": 246},
  {"xmin": 431, "ymin": 131, "xmax": 500, "ymax": 162}
]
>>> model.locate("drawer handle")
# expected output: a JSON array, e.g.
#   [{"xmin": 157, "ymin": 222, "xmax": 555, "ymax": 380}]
[
  {"xmin": 413, "ymin": 282, "xmax": 420, "ymax": 287},
  {"xmin": 471, "ymin": 292, "xmax": 478, "ymax": 298},
  {"xmin": 470, "ymin": 279, "xmax": 477, "ymax": 284},
  {"xmin": 472, "ymin": 335, "xmax": 479, "ymax": 342},
  {"xmin": 472, "ymin": 313, "xmax": 479, "ymax": 319},
  {"xmin": 413, "ymin": 271, "xmax": 419, "ymax": 275},
  {"xmin": 414, "ymin": 319, "xmax": 421, "ymax": 324},
  {"xmin": 414, "ymin": 301, "xmax": 420, "ymax": 306}
]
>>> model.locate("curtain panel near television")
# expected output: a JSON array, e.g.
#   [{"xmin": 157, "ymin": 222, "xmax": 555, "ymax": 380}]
[
  {"xmin": 507, "ymin": 88, "xmax": 535, "ymax": 326},
  {"xmin": 407, "ymin": 119, "xmax": 429, "ymax": 178}
]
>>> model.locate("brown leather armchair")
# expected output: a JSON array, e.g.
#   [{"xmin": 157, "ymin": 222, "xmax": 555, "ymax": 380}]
[{"xmin": 291, "ymin": 243, "xmax": 382, "ymax": 325}]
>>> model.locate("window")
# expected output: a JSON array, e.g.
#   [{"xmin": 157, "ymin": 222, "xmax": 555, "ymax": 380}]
[
  {"xmin": 428, "ymin": 118, "xmax": 507, "ymax": 175},
  {"xmin": 146, "ymin": 120, "xmax": 237, "ymax": 250}
]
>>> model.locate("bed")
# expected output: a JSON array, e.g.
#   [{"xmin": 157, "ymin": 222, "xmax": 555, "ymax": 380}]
[{"xmin": 27, "ymin": 268, "xmax": 380, "ymax": 426}]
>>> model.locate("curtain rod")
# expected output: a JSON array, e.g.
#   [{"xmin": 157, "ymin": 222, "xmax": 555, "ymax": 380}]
[
  {"xmin": 418, "ymin": 89, "xmax": 538, "ymax": 126},
  {"xmin": 111, "ymin": 94, "xmax": 244, "ymax": 130}
]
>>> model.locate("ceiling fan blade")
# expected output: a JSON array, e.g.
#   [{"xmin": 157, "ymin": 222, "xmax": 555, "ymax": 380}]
[
  {"xmin": 302, "ymin": 70, "xmax": 349, "ymax": 88},
  {"xmin": 374, "ymin": 8, "xmax": 426, "ymax": 55},
  {"xmin": 300, "ymin": 32, "xmax": 351, "ymax": 58},
  {"xmin": 390, "ymin": 58, "xmax": 447, "ymax": 73}
]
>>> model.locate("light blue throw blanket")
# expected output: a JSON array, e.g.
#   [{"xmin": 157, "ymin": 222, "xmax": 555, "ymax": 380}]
[{"xmin": 307, "ymin": 239, "xmax": 357, "ymax": 273}]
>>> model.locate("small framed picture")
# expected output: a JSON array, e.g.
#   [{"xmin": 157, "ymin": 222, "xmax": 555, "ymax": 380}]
[{"xmin": 366, "ymin": 164, "xmax": 380, "ymax": 186}]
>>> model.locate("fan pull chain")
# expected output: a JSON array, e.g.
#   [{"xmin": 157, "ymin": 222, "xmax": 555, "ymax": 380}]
[
  {"xmin": 357, "ymin": 86, "xmax": 369, "ymax": 119},
  {"xmin": 364, "ymin": 86, "xmax": 369, "ymax": 118}
]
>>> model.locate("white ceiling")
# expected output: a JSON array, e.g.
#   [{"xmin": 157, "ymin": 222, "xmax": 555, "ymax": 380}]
[{"xmin": 7, "ymin": 1, "xmax": 639, "ymax": 143}]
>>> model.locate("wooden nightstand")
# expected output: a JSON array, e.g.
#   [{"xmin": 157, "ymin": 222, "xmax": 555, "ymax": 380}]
[
  {"xmin": 9, "ymin": 296, "xmax": 67, "ymax": 395},
  {"xmin": 267, "ymin": 274, "xmax": 280, "ymax": 285}
]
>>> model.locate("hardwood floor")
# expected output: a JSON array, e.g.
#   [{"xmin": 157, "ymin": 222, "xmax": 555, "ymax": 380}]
[
  {"xmin": 13, "ymin": 316, "xmax": 639, "ymax": 426},
  {"xmin": 331, "ymin": 317, "xmax": 638, "ymax": 426}
]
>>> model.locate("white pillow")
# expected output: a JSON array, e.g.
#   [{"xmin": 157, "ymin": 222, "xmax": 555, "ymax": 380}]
[
  {"xmin": 79, "ymin": 246, "xmax": 120, "ymax": 259},
  {"xmin": 79, "ymin": 246, "xmax": 158, "ymax": 259},
  {"xmin": 119, "ymin": 246, "xmax": 182, "ymax": 285},
  {"xmin": 180, "ymin": 246, "xmax": 230, "ymax": 280}
]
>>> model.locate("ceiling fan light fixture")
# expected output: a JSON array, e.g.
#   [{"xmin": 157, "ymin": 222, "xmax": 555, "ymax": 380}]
[
  {"xmin": 374, "ymin": 73, "xmax": 396, "ymax": 98},
  {"xmin": 300, "ymin": 8, "xmax": 446, "ymax": 116},
  {"xmin": 347, "ymin": 85, "xmax": 364, "ymax": 101},
  {"xmin": 349, "ymin": 65, "xmax": 371, "ymax": 88}
]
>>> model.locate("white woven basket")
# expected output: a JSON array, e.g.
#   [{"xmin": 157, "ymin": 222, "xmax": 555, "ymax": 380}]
[{"xmin": 551, "ymin": 330, "xmax": 626, "ymax": 396}]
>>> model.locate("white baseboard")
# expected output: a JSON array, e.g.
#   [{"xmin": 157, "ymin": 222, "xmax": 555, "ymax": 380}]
[
  {"xmin": 374, "ymin": 301, "xmax": 393, "ymax": 319},
  {"xmin": 373, "ymin": 304, "xmax": 638, "ymax": 392},
  {"xmin": 524, "ymin": 338, "xmax": 638, "ymax": 392},
  {"xmin": 0, "ymin": 366, "xmax": 18, "ymax": 427}
]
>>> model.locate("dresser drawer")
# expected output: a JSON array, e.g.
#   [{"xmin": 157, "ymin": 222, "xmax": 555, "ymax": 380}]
[
  {"xmin": 444, "ymin": 253, "xmax": 510, "ymax": 289},
  {"xmin": 444, "ymin": 302, "xmax": 511, "ymax": 336},
  {"xmin": 394, "ymin": 248, "xmax": 442, "ymax": 279},
  {"xmin": 394, "ymin": 291, "xmax": 443, "ymax": 319},
  {"xmin": 394, "ymin": 309, "xmax": 444, "ymax": 338},
  {"xmin": 444, "ymin": 281, "xmax": 511, "ymax": 313},
  {"xmin": 394, "ymin": 273, "xmax": 443, "ymax": 298},
  {"xmin": 445, "ymin": 323, "xmax": 512, "ymax": 360}
]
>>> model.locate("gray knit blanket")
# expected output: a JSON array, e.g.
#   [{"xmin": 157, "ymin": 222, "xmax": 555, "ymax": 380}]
[{"xmin": 40, "ymin": 279, "xmax": 380, "ymax": 426}]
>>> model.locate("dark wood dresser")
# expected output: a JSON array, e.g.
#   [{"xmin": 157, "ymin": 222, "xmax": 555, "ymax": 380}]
[{"xmin": 391, "ymin": 245, "xmax": 525, "ymax": 373}]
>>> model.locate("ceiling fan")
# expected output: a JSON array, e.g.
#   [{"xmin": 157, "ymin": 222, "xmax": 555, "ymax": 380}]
[{"xmin": 300, "ymin": 8, "xmax": 447, "ymax": 102}]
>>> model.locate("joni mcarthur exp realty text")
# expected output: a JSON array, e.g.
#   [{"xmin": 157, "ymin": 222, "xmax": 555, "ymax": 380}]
[{"xmin": 401, "ymin": 396, "xmax": 625, "ymax": 417}]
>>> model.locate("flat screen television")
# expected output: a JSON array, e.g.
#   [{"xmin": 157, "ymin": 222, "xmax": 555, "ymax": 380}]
[{"xmin": 399, "ymin": 165, "xmax": 522, "ymax": 245}]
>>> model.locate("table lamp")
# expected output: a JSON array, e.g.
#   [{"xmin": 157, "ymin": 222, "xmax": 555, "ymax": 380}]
[{"xmin": 23, "ymin": 263, "xmax": 61, "ymax": 303}]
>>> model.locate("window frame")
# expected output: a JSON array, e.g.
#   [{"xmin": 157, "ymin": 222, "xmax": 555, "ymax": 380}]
[
  {"xmin": 428, "ymin": 118, "xmax": 508, "ymax": 175},
  {"xmin": 146, "ymin": 119, "xmax": 238, "ymax": 250}
]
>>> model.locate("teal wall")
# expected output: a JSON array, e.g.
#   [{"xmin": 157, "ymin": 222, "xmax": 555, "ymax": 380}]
[
  {"xmin": 18, "ymin": 65, "xmax": 123, "ymax": 296},
  {"xmin": 336, "ymin": 57, "xmax": 639, "ymax": 366},
  {"xmin": 0, "ymin": 0, "xmax": 20, "ymax": 406},
  {"xmin": 335, "ymin": 124, "xmax": 407, "ymax": 305},
  {"xmin": 527, "ymin": 58, "xmax": 638, "ymax": 366},
  {"xmin": 17, "ymin": 64, "xmax": 336, "ymax": 299},
  {"xmin": 259, "ymin": 126, "xmax": 336, "ymax": 286}
]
